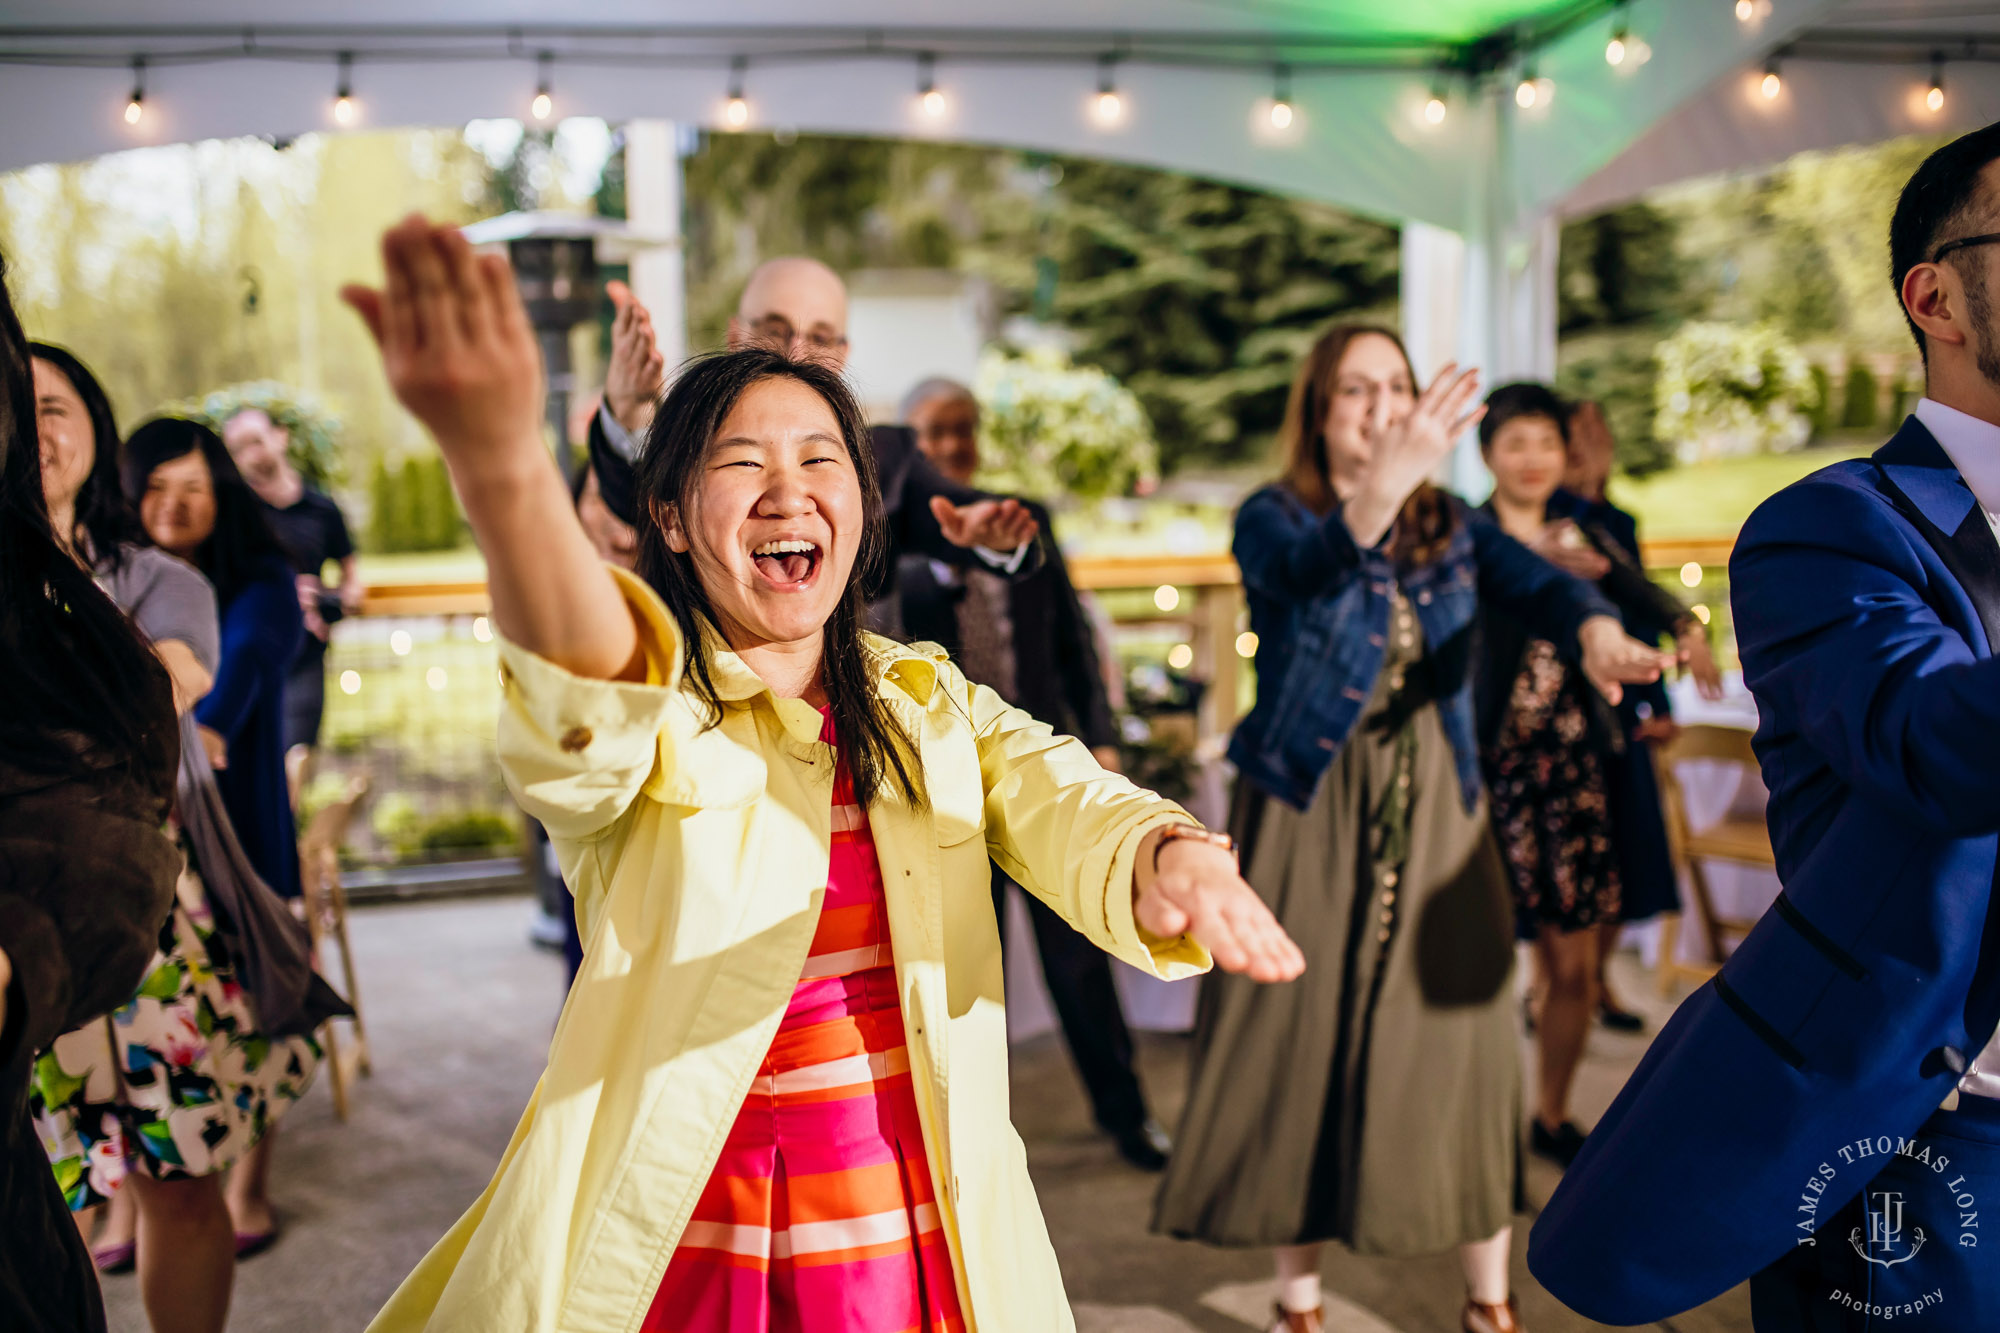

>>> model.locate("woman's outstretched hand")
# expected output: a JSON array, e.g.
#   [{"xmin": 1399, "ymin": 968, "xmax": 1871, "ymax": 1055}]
[
  {"xmin": 340, "ymin": 215, "xmax": 546, "ymax": 481},
  {"xmin": 1342, "ymin": 363, "xmax": 1486, "ymax": 549},
  {"xmin": 1579, "ymin": 615, "xmax": 1678, "ymax": 707},
  {"xmin": 341, "ymin": 215, "xmax": 640, "ymax": 682},
  {"xmin": 1134, "ymin": 831, "xmax": 1305, "ymax": 983}
]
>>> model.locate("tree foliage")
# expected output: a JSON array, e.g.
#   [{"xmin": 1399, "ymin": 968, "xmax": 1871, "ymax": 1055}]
[{"xmin": 978, "ymin": 158, "xmax": 1400, "ymax": 473}]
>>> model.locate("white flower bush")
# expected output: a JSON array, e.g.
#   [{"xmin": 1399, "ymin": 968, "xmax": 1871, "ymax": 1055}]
[
  {"xmin": 1653, "ymin": 322, "xmax": 1815, "ymax": 462},
  {"xmin": 175, "ymin": 380, "xmax": 346, "ymax": 487},
  {"xmin": 974, "ymin": 346, "xmax": 1159, "ymax": 504}
]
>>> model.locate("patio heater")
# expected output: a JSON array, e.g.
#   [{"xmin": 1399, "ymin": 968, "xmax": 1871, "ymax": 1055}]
[{"xmin": 460, "ymin": 210, "xmax": 667, "ymax": 481}]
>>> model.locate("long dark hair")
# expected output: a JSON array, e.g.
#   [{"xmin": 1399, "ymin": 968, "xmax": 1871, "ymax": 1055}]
[
  {"xmin": 30, "ymin": 341, "xmax": 148, "ymax": 572},
  {"xmin": 1279, "ymin": 322, "xmax": 1457, "ymax": 566},
  {"xmin": 634, "ymin": 348, "xmax": 923, "ymax": 811},
  {"xmin": 122, "ymin": 416, "xmax": 288, "ymax": 605},
  {"xmin": 0, "ymin": 256, "xmax": 175, "ymax": 789}
]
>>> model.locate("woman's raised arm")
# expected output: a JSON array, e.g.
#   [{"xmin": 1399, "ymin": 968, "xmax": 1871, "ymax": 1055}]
[{"xmin": 342, "ymin": 215, "xmax": 641, "ymax": 683}]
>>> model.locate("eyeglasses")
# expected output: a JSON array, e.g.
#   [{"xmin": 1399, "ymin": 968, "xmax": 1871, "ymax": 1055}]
[
  {"xmin": 1931, "ymin": 232, "xmax": 2000, "ymax": 263},
  {"xmin": 748, "ymin": 315, "xmax": 848, "ymax": 354}
]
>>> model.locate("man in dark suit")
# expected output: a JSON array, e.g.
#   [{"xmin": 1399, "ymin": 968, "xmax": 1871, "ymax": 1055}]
[
  {"xmin": 584, "ymin": 260, "xmax": 1040, "ymax": 579},
  {"xmin": 892, "ymin": 376, "xmax": 1173, "ymax": 1172},
  {"xmin": 1530, "ymin": 122, "xmax": 2000, "ymax": 1329}
]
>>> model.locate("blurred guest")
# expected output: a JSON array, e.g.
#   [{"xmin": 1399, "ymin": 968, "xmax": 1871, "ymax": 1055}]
[
  {"xmin": 0, "ymin": 266, "xmax": 181, "ymax": 1333},
  {"xmin": 220, "ymin": 404, "xmax": 362, "ymax": 757},
  {"xmin": 1473, "ymin": 383, "xmax": 1714, "ymax": 1174},
  {"xmin": 1560, "ymin": 400, "xmax": 1715, "ymax": 1029},
  {"xmin": 28, "ymin": 347, "xmax": 318, "ymax": 1333},
  {"xmin": 896, "ymin": 376, "xmax": 1170, "ymax": 1172},
  {"xmin": 122, "ymin": 417, "xmax": 311, "ymax": 1261},
  {"xmin": 1154, "ymin": 326, "xmax": 1671, "ymax": 1333}
]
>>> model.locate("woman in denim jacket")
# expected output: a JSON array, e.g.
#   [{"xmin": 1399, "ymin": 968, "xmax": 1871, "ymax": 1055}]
[{"xmin": 1152, "ymin": 325, "xmax": 1674, "ymax": 1333}]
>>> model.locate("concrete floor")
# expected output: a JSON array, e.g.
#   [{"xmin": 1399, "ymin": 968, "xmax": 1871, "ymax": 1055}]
[{"xmin": 97, "ymin": 896, "xmax": 1753, "ymax": 1333}]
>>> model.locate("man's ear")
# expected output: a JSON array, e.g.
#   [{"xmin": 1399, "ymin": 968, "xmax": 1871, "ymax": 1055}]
[
  {"xmin": 1905, "ymin": 261, "xmax": 1972, "ymax": 352},
  {"xmin": 652, "ymin": 498, "xmax": 688, "ymax": 553}
]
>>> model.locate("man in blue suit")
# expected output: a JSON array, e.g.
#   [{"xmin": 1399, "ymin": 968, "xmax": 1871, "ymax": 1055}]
[{"xmin": 1530, "ymin": 122, "xmax": 2000, "ymax": 1329}]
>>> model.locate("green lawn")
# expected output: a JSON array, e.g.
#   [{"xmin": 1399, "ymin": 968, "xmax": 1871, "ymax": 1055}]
[{"xmin": 1608, "ymin": 439, "xmax": 1876, "ymax": 539}]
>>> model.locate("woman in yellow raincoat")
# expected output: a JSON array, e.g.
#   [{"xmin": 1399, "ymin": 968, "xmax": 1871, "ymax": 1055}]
[{"xmin": 344, "ymin": 216, "xmax": 1304, "ymax": 1333}]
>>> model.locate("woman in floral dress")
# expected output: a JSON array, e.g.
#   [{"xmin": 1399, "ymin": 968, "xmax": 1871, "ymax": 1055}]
[{"xmin": 29, "ymin": 344, "xmax": 319, "ymax": 1333}]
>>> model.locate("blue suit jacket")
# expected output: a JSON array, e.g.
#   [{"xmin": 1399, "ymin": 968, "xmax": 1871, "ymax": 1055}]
[{"xmin": 1528, "ymin": 418, "xmax": 2000, "ymax": 1323}]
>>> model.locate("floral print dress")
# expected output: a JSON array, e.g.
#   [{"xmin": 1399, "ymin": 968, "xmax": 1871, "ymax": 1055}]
[
  {"xmin": 1483, "ymin": 639, "xmax": 1623, "ymax": 934},
  {"xmin": 31, "ymin": 835, "xmax": 320, "ymax": 1208}
]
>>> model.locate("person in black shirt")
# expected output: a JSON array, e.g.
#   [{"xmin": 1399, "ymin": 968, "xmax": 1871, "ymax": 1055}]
[
  {"xmin": 220, "ymin": 405, "xmax": 363, "ymax": 756},
  {"xmin": 893, "ymin": 376, "xmax": 1174, "ymax": 1173}
]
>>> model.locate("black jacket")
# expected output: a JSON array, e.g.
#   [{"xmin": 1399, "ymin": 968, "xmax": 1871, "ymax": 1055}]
[{"xmin": 896, "ymin": 498, "xmax": 1117, "ymax": 750}]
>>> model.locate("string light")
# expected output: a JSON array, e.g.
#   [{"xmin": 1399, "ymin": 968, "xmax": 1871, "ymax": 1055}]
[
  {"xmin": 531, "ymin": 51, "xmax": 553, "ymax": 122},
  {"xmin": 1606, "ymin": 2, "xmax": 1631, "ymax": 66},
  {"xmin": 1093, "ymin": 54, "xmax": 1124, "ymax": 125},
  {"xmin": 1735, "ymin": 0, "xmax": 1755, "ymax": 20},
  {"xmin": 1515, "ymin": 67, "xmax": 1552, "ymax": 110},
  {"xmin": 1424, "ymin": 79, "xmax": 1448, "ymax": 125},
  {"xmin": 916, "ymin": 52, "xmax": 946, "ymax": 119},
  {"xmin": 1760, "ymin": 57, "xmax": 1782, "ymax": 101},
  {"xmin": 1268, "ymin": 64, "xmax": 1293, "ymax": 130},
  {"xmin": 123, "ymin": 56, "xmax": 145, "ymax": 125},
  {"xmin": 724, "ymin": 56, "xmax": 750, "ymax": 128},
  {"xmin": 1927, "ymin": 53, "xmax": 1946, "ymax": 113},
  {"xmin": 332, "ymin": 52, "xmax": 356, "ymax": 126}
]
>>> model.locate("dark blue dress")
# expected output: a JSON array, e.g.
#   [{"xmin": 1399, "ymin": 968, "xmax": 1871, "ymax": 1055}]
[{"xmin": 194, "ymin": 557, "xmax": 304, "ymax": 899}]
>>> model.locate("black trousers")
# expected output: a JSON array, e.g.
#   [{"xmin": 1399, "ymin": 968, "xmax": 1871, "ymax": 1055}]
[{"xmin": 992, "ymin": 866, "xmax": 1150, "ymax": 1134}]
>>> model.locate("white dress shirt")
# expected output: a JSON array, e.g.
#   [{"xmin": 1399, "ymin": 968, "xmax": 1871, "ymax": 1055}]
[{"xmin": 1912, "ymin": 399, "xmax": 2000, "ymax": 1099}]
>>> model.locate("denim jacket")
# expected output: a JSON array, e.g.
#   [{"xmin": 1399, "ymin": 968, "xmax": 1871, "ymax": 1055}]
[{"xmin": 1227, "ymin": 484, "xmax": 1616, "ymax": 812}]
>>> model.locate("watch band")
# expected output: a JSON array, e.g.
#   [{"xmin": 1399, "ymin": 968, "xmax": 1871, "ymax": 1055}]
[{"xmin": 1151, "ymin": 823, "xmax": 1236, "ymax": 874}]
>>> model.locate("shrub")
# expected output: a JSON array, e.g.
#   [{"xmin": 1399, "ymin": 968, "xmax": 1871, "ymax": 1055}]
[
  {"xmin": 1842, "ymin": 361, "xmax": 1880, "ymax": 431},
  {"xmin": 416, "ymin": 810, "xmax": 519, "ymax": 856},
  {"xmin": 974, "ymin": 346, "xmax": 1159, "ymax": 504},
  {"xmin": 1653, "ymin": 322, "xmax": 1815, "ymax": 462},
  {"xmin": 1808, "ymin": 364, "xmax": 1835, "ymax": 438}
]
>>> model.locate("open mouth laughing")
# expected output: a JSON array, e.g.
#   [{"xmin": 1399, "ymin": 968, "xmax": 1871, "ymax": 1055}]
[{"xmin": 750, "ymin": 537, "xmax": 825, "ymax": 590}]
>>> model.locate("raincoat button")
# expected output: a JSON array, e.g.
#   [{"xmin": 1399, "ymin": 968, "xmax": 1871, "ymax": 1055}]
[{"xmin": 559, "ymin": 724, "xmax": 593, "ymax": 753}]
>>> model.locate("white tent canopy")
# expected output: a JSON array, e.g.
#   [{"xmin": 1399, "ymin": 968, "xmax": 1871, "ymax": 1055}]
[{"xmin": 4, "ymin": 0, "xmax": 1997, "ymax": 481}]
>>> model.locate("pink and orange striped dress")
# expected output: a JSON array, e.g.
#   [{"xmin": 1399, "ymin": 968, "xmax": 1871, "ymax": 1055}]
[{"xmin": 643, "ymin": 716, "xmax": 965, "ymax": 1333}]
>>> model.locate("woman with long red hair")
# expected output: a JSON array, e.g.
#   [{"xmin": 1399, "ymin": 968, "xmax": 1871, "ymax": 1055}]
[{"xmin": 1153, "ymin": 324, "xmax": 1674, "ymax": 1333}]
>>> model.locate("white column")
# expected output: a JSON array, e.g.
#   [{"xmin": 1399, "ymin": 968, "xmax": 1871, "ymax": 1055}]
[{"xmin": 622, "ymin": 119, "xmax": 687, "ymax": 368}]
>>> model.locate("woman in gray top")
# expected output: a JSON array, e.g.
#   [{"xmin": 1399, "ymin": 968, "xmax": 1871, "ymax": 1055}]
[{"xmin": 30, "ymin": 344, "xmax": 321, "ymax": 1333}]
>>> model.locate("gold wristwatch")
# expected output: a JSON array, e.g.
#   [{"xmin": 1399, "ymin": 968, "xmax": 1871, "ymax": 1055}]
[{"xmin": 1152, "ymin": 823, "xmax": 1237, "ymax": 873}]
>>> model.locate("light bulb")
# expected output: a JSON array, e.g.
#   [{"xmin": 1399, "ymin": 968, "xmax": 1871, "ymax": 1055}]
[
  {"xmin": 1424, "ymin": 96, "xmax": 1447, "ymax": 125},
  {"xmin": 1094, "ymin": 89, "xmax": 1123, "ymax": 124},
  {"xmin": 1516, "ymin": 78, "xmax": 1539, "ymax": 109},
  {"xmin": 1928, "ymin": 82, "xmax": 1946, "ymax": 112},
  {"xmin": 921, "ymin": 87, "xmax": 946, "ymax": 118},
  {"xmin": 1269, "ymin": 99, "xmax": 1293, "ymax": 129},
  {"xmin": 1735, "ymin": 0, "xmax": 1755, "ymax": 20},
  {"xmin": 1760, "ymin": 70, "xmax": 1781, "ymax": 100},
  {"xmin": 333, "ymin": 93, "xmax": 356, "ymax": 126},
  {"xmin": 124, "ymin": 96, "xmax": 143, "ymax": 125},
  {"xmin": 1607, "ymin": 35, "xmax": 1627, "ymax": 66},
  {"xmin": 725, "ymin": 95, "xmax": 749, "ymax": 128},
  {"xmin": 531, "ymin": 90, "xmax": 553, "ymax": 121}
]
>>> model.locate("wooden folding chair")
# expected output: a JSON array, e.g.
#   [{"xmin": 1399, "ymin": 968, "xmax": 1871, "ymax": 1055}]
[
  {"xmin": 299, "ymin": 776, "xmax": 372, "ymax": 1120},
  {"xmin": 1651, "ymin": 725, "xmax": 1776, "ymax": 995}
]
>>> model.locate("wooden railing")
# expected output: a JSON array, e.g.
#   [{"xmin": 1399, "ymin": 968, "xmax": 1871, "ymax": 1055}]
[{"xmin": 357, "ymin": 536, "xmax": 1738, "ymax": 743}]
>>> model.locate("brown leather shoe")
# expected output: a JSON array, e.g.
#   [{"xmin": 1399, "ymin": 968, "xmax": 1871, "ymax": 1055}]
[
  {"xmin": 1462, "ymin": 1294, "xmax": 1524, "ymax": 1333},
  {"xmin": 1269, "ymin": 1302, "xmax": 1325, "ymax": 1333}
]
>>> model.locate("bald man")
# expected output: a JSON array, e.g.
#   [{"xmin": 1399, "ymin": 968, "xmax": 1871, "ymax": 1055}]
[{"xmin": 585, "ymin": 257, "xmax": 1040, "ymax": 589}]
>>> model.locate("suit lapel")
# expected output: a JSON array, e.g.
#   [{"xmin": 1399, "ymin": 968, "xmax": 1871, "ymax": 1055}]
[{"xmin": 1875, "ymin": 419, "xmax": 2000, "ymax": 656}]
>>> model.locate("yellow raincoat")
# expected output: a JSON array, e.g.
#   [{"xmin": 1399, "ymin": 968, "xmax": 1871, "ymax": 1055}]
[{"xmin": 367, "ymin": 568, "xmax": 1211, "ymax": 1332}]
